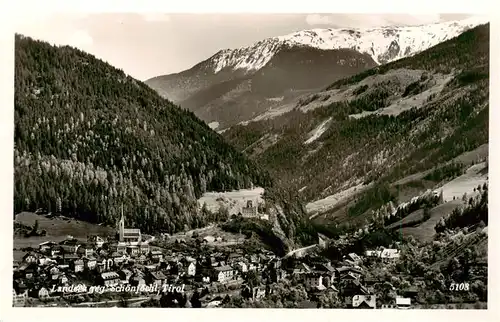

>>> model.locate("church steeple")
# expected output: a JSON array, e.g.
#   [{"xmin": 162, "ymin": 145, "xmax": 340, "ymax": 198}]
[{"xmin": 118, "ymin": 205, "xmax": 125, "ymax": 242}]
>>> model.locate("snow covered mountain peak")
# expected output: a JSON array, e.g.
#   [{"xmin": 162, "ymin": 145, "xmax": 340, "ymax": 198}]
[{"xmin": 208, "ymin": 16, "xmax": 488, "ymax": 73}]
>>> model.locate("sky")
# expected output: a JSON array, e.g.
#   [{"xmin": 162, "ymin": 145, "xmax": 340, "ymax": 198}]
[{"xmin": 15, "ymin": 13, "xmax": 475, "ymax": 81}]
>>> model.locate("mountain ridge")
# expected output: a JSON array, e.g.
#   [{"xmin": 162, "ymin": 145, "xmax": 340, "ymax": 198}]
[
  {"xmin": 145, "ymin": 17, "xmax": 487, "ymax": 129},
  {"xmin": 206, "ymin": 15, "xmax": 487, "ymax": 73}
]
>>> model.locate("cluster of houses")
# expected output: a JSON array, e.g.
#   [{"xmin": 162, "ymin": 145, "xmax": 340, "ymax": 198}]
[
  {"xmin": 12, "ymin": 209, "xmax": 414, "ymax": 308},
  {"xmin": 12, "ymin": 213, "xmax": 284, "ymax": 307},
  {"xmin": 12, "ymin": 236, "xmax": 286, "ymax": 306},
  {"xmin": 13, "ymin": 233, "xmax": 148, "ymax": 305},
  {"xmin": 272, "ymin": 248, "xmax": 414, "ymax": 309}
]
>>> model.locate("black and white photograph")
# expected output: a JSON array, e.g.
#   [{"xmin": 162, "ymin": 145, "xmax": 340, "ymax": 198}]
[{"xmin": 3, "ymin": 1, "xmax": 494, "ymax": 316}]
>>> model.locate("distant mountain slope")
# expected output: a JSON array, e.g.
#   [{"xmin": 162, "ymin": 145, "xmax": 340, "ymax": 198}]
[
  {"xmin": 180, "ymin": 47, "xmax": 376, "ymax": 128},
  {"xmin": 146, "ymin": 17, "xmax": 486, "ymax": 129},
  {"xmin": 222, "ymin": 24, "xmax": 489, "ymax": 225},
  {"xmin": 14, "ymin": 35, "xmax": 272, "ymax": 234}
]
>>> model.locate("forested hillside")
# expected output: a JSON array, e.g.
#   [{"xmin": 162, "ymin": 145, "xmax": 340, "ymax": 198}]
[
  {"xmin": 14, "ymin": 35, "xmax": 272, "ymax": 234},
  {"xmin": 223, "ymin": 24, "xmax": 489, "ymax": 220}
]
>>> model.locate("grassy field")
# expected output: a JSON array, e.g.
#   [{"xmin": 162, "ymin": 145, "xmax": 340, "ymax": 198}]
[
  {"xmin": 306, "ymin": 182, "xmax": 371, "ymax": 216},
  {"xmin": 452, "ymin": 143, "xmax": 488, "ymax": 165},
  {"xmin": 197, "ymin": 187, "xmax": 265, "ymax": 216},
  {"xmin": 397, "ymin": 200, "xmax": 464, "ymax": 242},
  {"xmin": 439, "ymin": 163, "xmax": 487, "ymax": 202},
  {"xmin": 392, "ymin": 143, "xmax": 488, "ymax": 194},
  {"xmin": 168, "ymin": 223, "xmax": 246, "ymax": 244},
  {"xmin": 13, "ymin": 212, "xmax": 115, "ymax": 262}
]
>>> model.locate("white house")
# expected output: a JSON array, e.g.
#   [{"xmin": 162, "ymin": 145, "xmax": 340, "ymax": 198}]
[
  {"xmin": 13, "ymin": 289, "xmax": 27, "ymax": 307},
  {"xmin": 22, "ymin": 253, "xmax": 38, "ymax": 264},
  {"xmin": 304, "ymin": 273, "xmax": 324, "ymax": 289},
  {"xmin": 83, "ymin": 257, "xmax": 97, "ymax": 270},
  {"xmin": 50, "ymin": 248, "xmax": 61, "ymax": 257},
  {"xmin": 88, "ymin": 235, "xmax": 106, "ymax": 248},
  {"xmin": 95, "ymin": 236, "xmax": 106, "ymax": 248},
  {"xmin": 38, "ymin": 287, "xmax": 50, "ymax": 299},
  {"xmin": 352, "ymin": 295, "xmax": 376, "ymax": 309},
  {"xmin": 259, "ymin": 214, "xmax": 269, "ymax": 221},
  {"xmin": 150, "ymin": 251, "xmax": 163, "ymax": 262},
  {"xmin": 59, "ymin": 238, "xmax": 81, "ymax": 254},
  {"xmin": 203, "ymin": 236, "xmax": 216, "ymax": 243},
  {"xmin": 101, "ymin": 272, "xmax": 121, "ymax": 287},
  {"xmin": 77, "ymin": 243, "xmax": 94, "ymax": 257},
  {"xmin": 99, "ymin": 258, "xmax": 114, "ymax": 272},
  {"xmin": 138, "ymin": 241, "xmax": 150, "ymax": 254},
  {"xmin": 235, "ymin": 261, "xmax": 248, "ymax": 273},
  {"xmin": 186, "ymin": 262, "xmax": 196, "ymax": 276},
  {"xmin": 39, "ymin": 241, "xmax": 57, "ymax": 253},
  {"xmin": 39, "ymin": 256, "xmax": 56, "ymax": 266},
  {"xmin": 365, "ymin": 250, "xmax": 382, "ymax": 258},
  {"xmin": 126, "ymin": 245, "xmax": 140, "ymax": 256},
  {"xmin": 348, "ymin": 253, "xmax": 362, "ymax": 264},
  {"xmin": 116, "ymin": 242, "xmax": 127, "ymax": 254},
  {"xmin": 241, "ymin": 200, "xmax": 258, "ymax": 218},
  {"xmin": 112, "ymin": 252, "xmax": 129, "ymax": 265},
  {"xmin": 73, "ymin": 259, "xmax": 85, "ymax": 273},
  {"xmin": 206, "ymin": 300, "xmax": 222, "ymax": 308},
  {"xmin": 59, "ymin": 274, "xmax": 68, "ymax": 285},
  {"xmin": 252, "ymin": 287, "xmax": 266, "ymax": 300},
  {"xmin": 380, "ymin": 249, "xmax": 400, "ymax": 260},
  {"xmin": 213, "ymin": 265, "xmax": 234, "ymax": 283},
  {"xmin": 396, "ymin": 297, "xmax": 411, "ymax": 309}
]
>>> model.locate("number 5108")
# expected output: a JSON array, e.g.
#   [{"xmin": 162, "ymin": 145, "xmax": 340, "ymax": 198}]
[{"xmin": 449, "ymin": 283, "xmax": 470, "ymax": 291}]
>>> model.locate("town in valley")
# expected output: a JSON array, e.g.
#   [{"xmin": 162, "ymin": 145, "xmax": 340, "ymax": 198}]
[
  {"xmin": 13, "ymin": 185, "xmax": 488, "ymax": 308},
  {"xmin": 12, "ymin": 14, "xmax": 489, "ymax": 310}
]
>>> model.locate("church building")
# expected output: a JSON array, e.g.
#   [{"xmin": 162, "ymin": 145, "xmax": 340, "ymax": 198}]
[{"xmin": 117, "ymin": 208, "xmax": 142, "ymax": 243}]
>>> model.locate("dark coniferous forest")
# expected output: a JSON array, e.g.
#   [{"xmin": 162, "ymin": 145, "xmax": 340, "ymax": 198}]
[{"xmin": 14, "ymin": 35, "xmax": 272, "ymax": 234}]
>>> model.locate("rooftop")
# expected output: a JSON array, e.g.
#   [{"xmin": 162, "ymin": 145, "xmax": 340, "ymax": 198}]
[
  {"xmin": 60, "ymin": 239, "xmax": 79, "ymax": 246},
  {"xmin": 396, "ymin": 297, "xmax": 411, "ymax": 305},
  {"xmin": 123, "ymin": 229, "xmax": 141, "ymax": 234},
  {"xmin": 337, "ymin": 266, "xmax": 362, "ymax": 273},
  {"xmin": 101, "ymin": 272, "xmax": 120, "ymax": 280},
  {"xmin": 320, "ymin": 263, "xmax": 335, "ymax": 272},
  {"xmin": 39, "ymin": 241, "xmax": 56, "ymax": 246},
  {"xmin": 214, "ymin": 265, "xmax": 233, "ymax": 272}
]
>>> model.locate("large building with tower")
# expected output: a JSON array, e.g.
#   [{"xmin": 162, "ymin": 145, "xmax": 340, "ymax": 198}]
[
  {"xmin": 117, "ymin": 210, "xmax": 142, "ymax": 243},
  {"xmin": 241, "ymin": 200, "xmax": 258, "ymax": 218}
]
